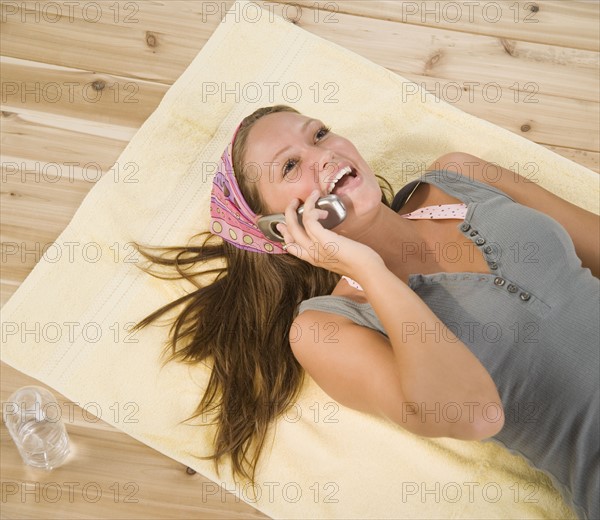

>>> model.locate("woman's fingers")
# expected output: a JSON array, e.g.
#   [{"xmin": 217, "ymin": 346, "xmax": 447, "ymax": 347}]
[
  {"xmin": 299, "ymin": 191, "xmax": 342, "ymax": 250},
  {"xmin": 277, "ymin": 190, "xmax": 341, "ymax": 265},
  {"xmin": 275, "ymin": 199, "xmax": 305, "ymax": 258},
  {"xmin": 276, "ymin": 190, "xmax": 383, "ymax": 276},
  {"xmin": 275, "ymin": 221, "xmax": 296, "ymax": 249}
]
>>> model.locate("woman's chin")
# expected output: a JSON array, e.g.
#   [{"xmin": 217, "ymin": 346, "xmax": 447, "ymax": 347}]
[{"xmin": 337, "ymin": 184, "xmax": 384, "ymax": 217}]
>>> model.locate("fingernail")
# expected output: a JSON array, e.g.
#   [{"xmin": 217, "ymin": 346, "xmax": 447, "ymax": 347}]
[{"xmin": 312, "ymin": 189, "xmax": 320, "ymax": 197}]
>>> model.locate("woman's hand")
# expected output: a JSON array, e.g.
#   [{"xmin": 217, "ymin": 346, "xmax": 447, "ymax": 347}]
[{"xmin": 276, "ymin": 190, "xmax": 384, "ymax": 279}]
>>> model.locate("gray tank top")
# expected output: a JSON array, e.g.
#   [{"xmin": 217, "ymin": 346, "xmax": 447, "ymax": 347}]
[{"xmin": 296, "ymin": 170, "xmax": 600, "ymax": 520}]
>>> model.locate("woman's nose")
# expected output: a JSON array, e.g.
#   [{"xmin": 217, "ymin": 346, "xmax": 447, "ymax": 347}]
[{"xmin": 310, "ymin": 149, "xmax": 336, "ymax": 177}]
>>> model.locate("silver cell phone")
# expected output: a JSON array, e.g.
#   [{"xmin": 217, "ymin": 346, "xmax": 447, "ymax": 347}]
[{"xmin": 257, "ymin": 194, "xmax": 347, "ymax": 242}]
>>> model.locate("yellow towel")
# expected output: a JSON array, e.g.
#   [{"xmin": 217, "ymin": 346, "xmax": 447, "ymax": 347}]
[{"xmin": 1, "ymin": 1, "xmax": 596, "ymax": 518}]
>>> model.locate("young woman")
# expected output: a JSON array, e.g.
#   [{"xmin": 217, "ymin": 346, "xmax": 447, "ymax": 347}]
[{"xmin": 132, "ymin": 105, "xmax": 599, "ymax": 520}]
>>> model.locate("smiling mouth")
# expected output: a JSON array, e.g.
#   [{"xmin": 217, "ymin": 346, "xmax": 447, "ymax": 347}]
[{"xmin": 327, "ymin": 166, "xmax": 358, "ymax": 195}]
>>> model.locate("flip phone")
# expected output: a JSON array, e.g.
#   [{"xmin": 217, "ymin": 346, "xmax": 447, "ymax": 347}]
[{"xmin": 257, "ymin": 194, "xmax": 347, "ymax": 242}]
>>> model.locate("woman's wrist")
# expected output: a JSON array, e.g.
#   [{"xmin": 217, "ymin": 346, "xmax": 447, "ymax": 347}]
[{"xmin": 347, "ymin": 255, "xmax": 391, "ymax": 289}]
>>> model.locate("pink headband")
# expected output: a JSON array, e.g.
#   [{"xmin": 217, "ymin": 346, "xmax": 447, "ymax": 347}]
[{"xmin": 209, "ymin": 122, "xmax": 287, "ymax": 254}]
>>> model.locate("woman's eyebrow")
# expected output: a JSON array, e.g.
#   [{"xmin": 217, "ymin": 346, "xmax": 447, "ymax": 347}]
[{"xmin": 272, "ymin": 119, "xmax": 318, "ymax": 161}]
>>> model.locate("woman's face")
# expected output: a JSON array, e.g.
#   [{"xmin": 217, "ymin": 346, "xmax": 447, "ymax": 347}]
[{"xmin": 242, "ymin": 111, "xmax": 383, "ymax": 218}]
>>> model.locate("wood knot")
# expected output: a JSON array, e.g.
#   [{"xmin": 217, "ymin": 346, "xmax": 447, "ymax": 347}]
[
  {"xmin": 185, "ymin": 467, "xmax": 197, "ymax": 475},
  {"xmin": 92, "ymin": 80, "xmax": 105, "ymax": 91},
  {"xmin": 530, "ymin": 4, "xmax": 539, "ymax": 13},
  {"xmin": 520, "ymin": 124, "xmax": 531, "ymax": 132},
  {"xmin": 500, "ymin": 38, "xmax": 516, "ymax": 57},
  {"xmin": 146, "ymin": 31, "xmax": 158, "ymax": 48},
  {"xmin": 424, "ymin": 52, "xmax": 442, "ymax": 73}
]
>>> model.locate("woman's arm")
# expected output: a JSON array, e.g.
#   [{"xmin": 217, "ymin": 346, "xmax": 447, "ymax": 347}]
[
  {"xmin": 291, "ymin": 260, "xmax": 505, "ymax": 440},
  {"xmin": 429, "ymin": 152, "xmax": 600, "ymax": 279},
  {"xmin": 355, "ymin": 261, "xmax": 505, "ymax": 439},
  {"xmin": 280, "ymin": 191, "xmax": 504, "ymax": 440}
]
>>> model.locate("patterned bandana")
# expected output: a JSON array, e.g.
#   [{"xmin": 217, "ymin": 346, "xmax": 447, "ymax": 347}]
[{"xmin": 209, "ymin": 122, "xmax": 287, "ymax": 254}]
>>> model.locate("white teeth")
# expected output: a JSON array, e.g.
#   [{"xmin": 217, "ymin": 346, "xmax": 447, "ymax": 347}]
[{"xmin": 327, "ymin": 166, "xmax": 353, "ymax": 194}]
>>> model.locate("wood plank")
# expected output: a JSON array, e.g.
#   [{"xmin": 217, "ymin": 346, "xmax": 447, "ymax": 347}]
[
  {"xmin": 279, "ymin": 0, "xmax": 600, "ymax": 52},
  {"xmin": 1, "ymin": 108, "xmax": 130, "ymax": 170},
  {"xmin": 1, "ymin": 101, "xmax": 139, "ymax": 141},
  {"xmin": 1, "ymin": 57, "xmax": 169, "ymax": 127},
  {"xmin": 402, "ymin": 74, "xmax": 599, "ymax": 151}
]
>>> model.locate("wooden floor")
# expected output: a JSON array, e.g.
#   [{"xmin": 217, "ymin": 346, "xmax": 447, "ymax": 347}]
[{"xmin": 1, "ymin": 1, "xmax": 598, "ymax": 518}]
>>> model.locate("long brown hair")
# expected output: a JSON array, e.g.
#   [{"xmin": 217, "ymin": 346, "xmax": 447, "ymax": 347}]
[{"xmin": 130, "ymin": 105, "xmax": 394, "ymax": 486}]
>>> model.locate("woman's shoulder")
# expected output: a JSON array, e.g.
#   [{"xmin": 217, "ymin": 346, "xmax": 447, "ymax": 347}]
[
  {"xmin": 295, "ymin": 281, "xmax": 386, "ymax": 337},
  {"xmin": 296, "ymin": 278, "xmax": 372, "ymax": 316}
]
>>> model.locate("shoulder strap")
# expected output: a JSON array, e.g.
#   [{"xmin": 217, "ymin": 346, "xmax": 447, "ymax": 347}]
[
  {"xmin": 419, "ymin": 169, "xmax": 516, "ymax": 204},
  {"xmin": 391, "ymin": 180, "xmax": 421, "ymax": 212}
]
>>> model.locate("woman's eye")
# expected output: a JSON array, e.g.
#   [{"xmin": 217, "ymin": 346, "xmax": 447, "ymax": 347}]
[
  {"xmin": 283, "ymin": 159, "xmax": 297, "ymax": 176},
  {"xmin": 282, "ymin": 126, "xmax": 331, "ymax": 177},
  {"xmin": 316, "ymin": 126, "xmax": 331, "ymax": 140}
]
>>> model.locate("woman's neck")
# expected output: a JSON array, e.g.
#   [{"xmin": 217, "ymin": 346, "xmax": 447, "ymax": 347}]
[{"xmin": 343, "ymin": 203, "xmax": 425, "ymax": 270}]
